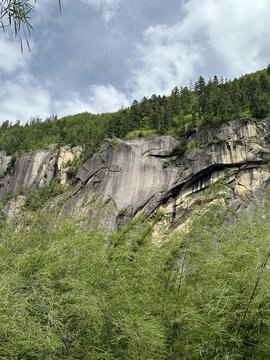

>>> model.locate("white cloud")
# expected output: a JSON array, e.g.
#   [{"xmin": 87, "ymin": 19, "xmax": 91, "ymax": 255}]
[
  {"xmin": 127, "ymin": 0, "xmax": 270, "ymax": 100},
  {"xmin": 81, "ymin": 0, "xmax": 122, "ymax": 22},
  {"xmin": 127, "ymin": 23, "xmax": 203, "ymax": 99},
  {"xmin": 0, "ymin": 75, "xmax": 51, "ymax": 123},
  {"xmin": 55, "ymin": 96, "xmax": 91, "ymax": 118},
  {"xmin": 87, "ymin": 84, "xmax": 130, "ymax": 113},
  {"xmin": 181, "ymin": 0, "xmax": 270, "ymax": 75},
  {"xmin": 0, "ymin": 73, "xmax": 129, "ymax": 123},
  {"xmin": 0, "ymin": 37, "xmax": 30, "ymax": 73},
  {"xmin": 55, "ymin": 84, "xmax": 130, "ymax": 117}
]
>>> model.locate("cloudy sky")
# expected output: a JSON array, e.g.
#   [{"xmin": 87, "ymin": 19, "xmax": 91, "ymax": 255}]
[{"xmin": 0, "ymin": 0, "xmax": 270, "ymax": 124}]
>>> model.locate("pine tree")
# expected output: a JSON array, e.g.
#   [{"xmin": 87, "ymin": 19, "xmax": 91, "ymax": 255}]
[
  {"xmin": 194, "ymin": 76, "xmax": 206, "ymax": 95},
  {"xmin": 259, "ymin": 74, "xmax": 270, "ymax": 92},
  {"xmin": 170, "ymin": 87, "xmax": 181, "ymax": 115},
  {"xmin": 267, "ymin": 63, "xmax": 270, "ymax": 76}
]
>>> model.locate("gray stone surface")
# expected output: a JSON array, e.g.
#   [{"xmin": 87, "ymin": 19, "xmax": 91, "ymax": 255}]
[
  {"xmin": 0, "ymin": 145, "xmax": 82, "ymax": 217},
  {"xmin": 1, "ymin": 118, "xmax": 270, "ymax": 230},
  {"xmin": 0, "ymin": 152, "xmax": 12, "ymax": 177},
  {"xmin": 56, "ymin": 136, "xmax": 180, "ymax": 230},
  {"xmin": 77, "ymin": 136, "xmax": 179, "ymax": 213},
  {"xmin": 72, "ymin": 119, "xmax": 270, "ymax": 230},
  {"xmin": 158, "ymin": 118, "xmax": 270, "ymax": 226},
  {"xmin": 3, "ymin": 195, "xmax": 27, "ymax": 219},
  {"xmin": 0, "ymin": 148, "xmax": 56, "ymax": 201}
]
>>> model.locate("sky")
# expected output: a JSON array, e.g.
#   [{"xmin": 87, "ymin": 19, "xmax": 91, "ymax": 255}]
[{"xmin": 0, "ymin": 0, "xmax": 270, "ymax": 124}]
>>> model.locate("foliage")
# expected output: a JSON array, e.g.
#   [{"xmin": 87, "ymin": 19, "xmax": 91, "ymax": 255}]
[
  {"xmin": 124, "ymin": 129, "xmax": 157, "ymax": 140},
  {"xmin": 162, "ymin": 157, "xmax": 175, "ymax": 168},
  {"xmin": 170, "ymin": 138, "xmax": 188, "ymax": 156},
  {"xmin": 267, "ymin": 63, "xmax": 270, "ymax": 76},
  {"xmin": 187, "ymin": 138, "xmax": 196, "ymax": 150},
  {"xmin": 201, "ymin": 135, "xmax": 227, "ymax": 149},
  {"xmin": 0, "ymin": 194, "xmax": 270, "ymax": 358},
  {"xmin": 0, "ymin": 0, "xmax": 61, "ymax": 50},
  {"xmin": 65, "ymin": 157, "xmax": 82, "ymax": 182},
  {"xmin": 24, "ymin": 179, "xmax": 66, "ymax": 211},
  {"xmin": 0, "ymin": 113, "xmax": 110, "ymax": 156},
  {"xmin": 108, "ymin": 137, "xmax": 118, "ymax": 148}
]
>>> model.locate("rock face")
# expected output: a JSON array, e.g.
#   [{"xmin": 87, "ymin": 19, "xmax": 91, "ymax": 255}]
[
  {"xmin": 0, "ymin": 151, "xmax": 12, "ymax": 175},
  {"xmin": 52, "ymin": 118, "xmax": 270, "ymax": 231},
  {"xmin": 57, "ymin": 146, "xmax": 83, "ymax": 185},
  {"xmin": 56, "ymin": 136, "xmax": 180, "ymax": 230},
  {"xmin": 0, "ymin": 145, "xmax": 83, "ymax": 218},
  {"xmin": 1, "ymin": 118, "xmax": 270, "ymax": 230},
  {"xmin": 158, "ymin": 118, "xmax": 270, "ymax": 228},
  {"xmin": 3, "ymin": 195, "xmax": 27, "ymax": 219},
  {"xmin": 0, "ymin": 146, "xmax": 56, "ymax": 201},
  {"xmin": 77, "ymin": 136, "xmax": 179, "ymax": 212}
]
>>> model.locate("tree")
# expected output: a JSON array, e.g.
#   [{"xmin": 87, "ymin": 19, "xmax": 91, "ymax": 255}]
[
  {"xmin": 259, "ymin": 73, "xmax": 270, "ymax": 92},
  {"xmin": 267, "ymin": 63, "xmax": 270, "ymax": 76},
  {"xmin": 170, "ymin": 87, "xmax": 181, "ymax": 115},
  {"xmin": 250, "ymin": 93, "xmax": 269, "ymax": 119},
  {"xmin": 0, "ymin": 0, "xmax": 61, "ymax": 50},
  {"xmin": 194, "ymin": 76, "xmax": 206, "ymax": 95}
]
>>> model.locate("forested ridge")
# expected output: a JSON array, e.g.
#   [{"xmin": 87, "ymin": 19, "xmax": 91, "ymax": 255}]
[{"xmin": 1, "ymin": 66, "xmax": 270, "ymax": 157}]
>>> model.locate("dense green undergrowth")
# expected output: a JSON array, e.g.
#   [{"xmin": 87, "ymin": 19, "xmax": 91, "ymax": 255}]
[
  {"xmin": 1, "ymin": 67, "xmax": 270, "ymax": 157},
  {"xmin": 0, "ymin": 196, "xmax": 270, "ymax": 359}
]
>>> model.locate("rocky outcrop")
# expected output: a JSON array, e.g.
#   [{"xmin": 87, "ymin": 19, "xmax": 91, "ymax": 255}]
[
  {"xmin": 0, "ymin": 145, "xmax": 83, "ymax": 217},
  {"xmin": 57, "ymin": 146, "xmax": 82, "ymax": 185},
  {"xmin": 157, "ymin": 118, "xmax": 270, "ymax": 228},
  {"xmin": 77, "ymin": 136, "xmax": 179, "ymax": 212},
  {"xmin": 0, "ymin": 151, "xmax": 12, "ymax": 176},
  {"xmin": 50, "ymin": 119, "xmax": 270, "ymax": 231},
  {"xmin": 55, "ymin": 136, "xmax": 180, "ymax": 230},
  {"xmin": 2, "ymin": 195, "xmax": 27, "ymax": 219},
  {"xmin": 1, "ymin": 118, "xmax": 270, "ymax": 230}
]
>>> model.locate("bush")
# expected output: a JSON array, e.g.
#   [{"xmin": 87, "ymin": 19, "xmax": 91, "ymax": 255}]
[
  {"xmin": 124, "ymin": 129, "xmax": 157, "ymax": 140},
  {"xmin": 170, "ymin": 138, "xmax": 188, "ymax": 156},
  {"xmin": 24, "ymin": 180, "xmax": 65, "ymax": 211},
  {"xmin": 1, "ymin": 187, "xmax": 270, "ymax": 359}
]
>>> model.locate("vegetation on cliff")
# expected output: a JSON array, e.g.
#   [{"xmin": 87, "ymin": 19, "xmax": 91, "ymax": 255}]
[
  {"xmin": 1, "ymin": 67, "xmax": 270, "ymax": 157},
  {"xmin": 0, "ymin": 192, "xmax": 270, "ymax": 359}
]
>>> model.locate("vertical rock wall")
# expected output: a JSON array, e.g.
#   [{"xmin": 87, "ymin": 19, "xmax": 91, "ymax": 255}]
[{"xmin": 0, "ymin": 145, "xmax": 83, "ymax": 218}]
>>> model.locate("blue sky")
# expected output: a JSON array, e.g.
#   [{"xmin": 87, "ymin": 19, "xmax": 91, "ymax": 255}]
[{"xmin": 0, "ymin": 0, "xmax": 270, "ymax": 124}]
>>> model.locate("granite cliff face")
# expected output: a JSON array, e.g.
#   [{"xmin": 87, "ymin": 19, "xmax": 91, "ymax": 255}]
[
  {"xmin": 158, "ymin": 118, "xmax": 270, "ymax": 231},
  {"xmin": 1, "ymin": 118, "xmax": 270, "ymax": 230},
  {"xmin": 0, "ymin": 145, "xmax": 82, "ymax": 218},
  {"xmin": 55, "ymin": 136, "xmax": 180, "ymax": 230}
]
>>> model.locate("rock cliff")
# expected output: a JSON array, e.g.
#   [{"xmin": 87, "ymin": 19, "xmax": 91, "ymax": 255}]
[
  {"xmin": 158, "ymin": 118, "xmax": 270, "ymax": 231},
  {"xmin": 0, "ymin": 145, "xmax": 82, "ymax": 218},
  {"xmin": 51, "ymin": 118, "xmax": 270, "ymax": 231},
  {"xmin": 1, "ymin": 118, "xmax": 270, "ymax": 230}
]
